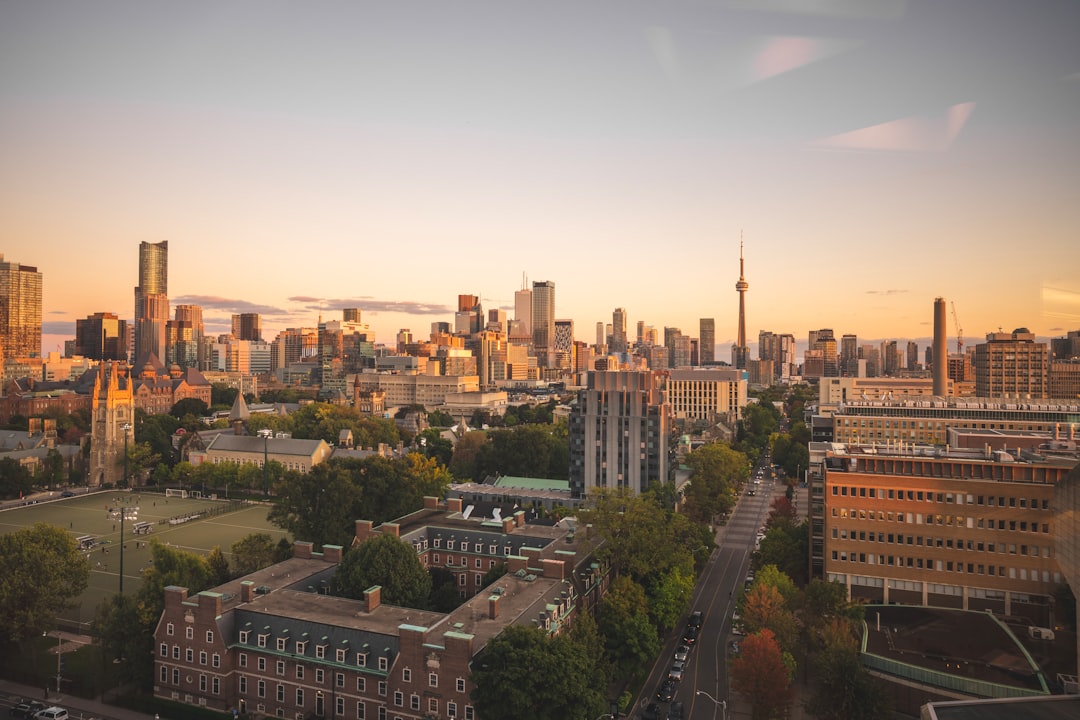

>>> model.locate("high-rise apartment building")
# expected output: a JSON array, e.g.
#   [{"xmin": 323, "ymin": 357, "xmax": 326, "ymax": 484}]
[
  {"xmin": 531, "ymin": 280, "xmax": 555, "ymax": 360},
  {"xmin": 134, "ymin": 240, "xmax": 169, "ymax": 362},
  {"xmin": 699, "ymin": 318, "xmax": 715, "ymax": 365},
  {"xmin": 75, "ymin": 312, "xmax": 128, "ymax": 361},
  {"xmin": 907, "ymin": 341, "xmax": 920, "ymax": 371},
  {"xmin": 0, "ymin": 253, "xmax": 43, "ymax": 359},
  {"xmin": 883, "ymin": 340, "xmax": 902, "ymax": 376},
  {"xmin": 342, "ymin": 307, "xmax": 363, "ymax": 323},
  {"xmin": 974, "ymin": 329, "xmax": 1049, "ymax": 399},
  {"xmin": 759, "ymin": 330, "xmax": 796, "ymax": 381},
  {"xmin": 807, "ymin": 329, "xmax": 838, "ymax": 378},
  {"xmin": 553, "ymin": 319, "xmax": 574, "ymax": 370},
  {"xmin": 611, "ymin": 308, "xmax": 628, "ymax": 353},
  {"xmin": 232, "ymin": 313, "xmax": 262, "ymax": 342},
  {"xmin": 568, "ymin": 370, "xmax": 673, "ymax": 498}
]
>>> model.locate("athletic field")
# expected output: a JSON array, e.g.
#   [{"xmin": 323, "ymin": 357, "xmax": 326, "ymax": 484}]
[{"xmin": 0, "ymin": 490, "xmax": 289, "ymax": 627}]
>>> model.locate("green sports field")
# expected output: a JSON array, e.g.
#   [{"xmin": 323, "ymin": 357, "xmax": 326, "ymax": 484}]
[{"xmin": 0, "ymin": 490, "xmax": 290, "ymax": 627}]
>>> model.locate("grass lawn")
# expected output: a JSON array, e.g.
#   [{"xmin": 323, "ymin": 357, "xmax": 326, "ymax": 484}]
[{"xmin": 0, "ymin": 490, "xmax": 289, "ymax": 627}]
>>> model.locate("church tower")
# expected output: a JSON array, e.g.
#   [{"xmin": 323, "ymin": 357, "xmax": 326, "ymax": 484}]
[{"xmin": 89, "ymin": 362, "xmax": 136, "ymax": 486}]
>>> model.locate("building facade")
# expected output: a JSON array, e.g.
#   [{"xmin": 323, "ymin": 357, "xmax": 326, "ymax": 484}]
[
  {"xmin": 974, "ymin": 329, "xmax": 1049, "ymax": 399},
  {"xmin": 568, "ymin": 370, "xmax": 673, "ymax": 498},
  {"xmin": 134, "ymin": 240, "xmax": 169, "ymax": 363},
  {"xmin": 666, "ymin": 367, "xmax": 747, "ymax": 423},
  {"xmin": 0, "ymin": 253, "xmax": 43, "ymax": 359}
]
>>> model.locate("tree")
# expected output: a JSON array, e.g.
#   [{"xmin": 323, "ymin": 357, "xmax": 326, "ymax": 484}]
[
  {"xmin": 805, "ymin": 622, "xmax": 891, "ymax": 720},
  {"xmin": 470, "ymin": 625, "xmax": 608, "ymax": 720},
  {"xmin": 92, "ymin": 593, "xmax": 146, "ymax": 687},
  {"xmin": 231, "ymin": 532, "xmax": 279, "ymax": 576},
  {"xmin": 268, "ymin": 462, "xmax": 363, "ymax": 549},
  {"xmin": 683, "ymin": 442, "xmax": 748, "ymax": 523},
  {"xmin": 170, "ymin": 397, "xmax": 209, "ymax": 420},
  {"xmin": 646, "ymin": 565, "xmax": 695, "ymax": 632},
  {"xmin": 741, "ymin": 582, "xmax": 798, "ymax": 653},
  {"xmin": 730, "ymin": 629, "xmax": 793, "ymax": 720},
  {"xmin": 334, "ymin": 534, "xmax": 432, "ymax": 609},
  {"xmin": 0, "ymin": 457, "xmax": 33, "ymax": 499},
  {"xmin": 448, "ymin": 430, "xmax": 487, "ymax": 481},
  {"xmin": 207, "ymin": 546, "xmax": 231, "ymax": 584},
  {"xmin": 0, "ymin": 523, "xmax": 90, "ymax": 644},
  {"xmin": 597, "ymin": 576, "xmax": 661, "ymax": 682}
]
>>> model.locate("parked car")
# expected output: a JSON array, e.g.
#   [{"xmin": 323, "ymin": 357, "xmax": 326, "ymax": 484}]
[
  {"xmin": 33, "ymin": 707, "xmax": 68, "ymax": 720},
  {"xmin": 656, "ymin": 678, "xmax": 677, "ymax": 703},
  {"xmin": 11, "ymin": 703, "xmax": 46, "ymax": 719}
]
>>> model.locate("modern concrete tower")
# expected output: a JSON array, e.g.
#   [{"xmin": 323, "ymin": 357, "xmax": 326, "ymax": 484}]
[
  {"xmin": 732, "ymin": 239, "xmax": 749, "ymax": 369},
  {"xmin": 134, "ymin": 240, "xmax": 169, "ymax": 362},
  {"xmin": 933, "ymin": 297, "xmax": 948, "ymax": 396}
]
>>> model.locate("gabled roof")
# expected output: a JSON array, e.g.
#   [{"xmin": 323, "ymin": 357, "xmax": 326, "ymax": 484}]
[{"xmin": 207, "ymin": 434, "xmax": 327, "ymax": 457}]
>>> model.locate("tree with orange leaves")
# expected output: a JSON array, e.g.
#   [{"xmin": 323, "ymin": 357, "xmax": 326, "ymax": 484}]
[
  {"xmin": 730, "ymin": 629, "xmax": 794, "ymax": 720},
  {"xmin": 741, "ymin": 580, "xmax": 798, "ymax": 652}
]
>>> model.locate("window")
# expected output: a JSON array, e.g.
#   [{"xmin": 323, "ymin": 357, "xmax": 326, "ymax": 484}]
[
  {"xmin": 212, "ymin": 653, "xmax": 220, "ymax": 668},
  {"xmin": 393, "ymin": 691, "xmax": 403, "ymax": 707},
  {"xmin": 258, "ymin": 680, "xmax": 266, "ymax": 698},
  {"xmin": 296, "ymin": 640, "xmax": 307, "ymax": 655},
  {"xmin": 296, "ymin": 689, "xmax": 304, "ymax": 707},
  {"xmin": 277, "ymin": 685, "xmax": 285, "ymax": 703},
  {"xmin": 200, "ymin": 651, "xmax": 207, "ymax": 666},
  {"xmin": 160, "ymin": 643, "xmax": 168, "ymax": 657},
  {"xmin": 167, "ymin": 623, "xmax": 175, "ymax": 636},
  {"xmin": 335, "ymin": 696, "xmax": 344, "ymax": 717},
  {"xmin": 316, "ymin": 644, "xmax": 326, "ymax": 659},
  {"xmin": 464, "ymin": 706, "xmax": 474, "ymax": 720},
  {"xmin": 206, "ymin": 630, "xmax": 215, "ymax": 643},
  {"xmin": 160, "ymin": 665, "xmax": 168, "ymax": 683},
  {"xmin": 336, "ymin": 672, "xmax": 344, "ymax": 688},
  {"xmin": 428, "ymin": 698, "xmax": 439, "ymax": 715},
  {"xmin": 402, "ymin": 668, "xmax": 411, "ymax": 682},
  {"xmin": 258, "ymin": 657, "xmax": 266, "ymax": 672},
  {"xmin": 277, "ymin": 660, "xmax": 285, "ymax": 676},
  {"xmin": 456, "ymin": 678, "xmax": 466, "ymax": 693},
  {"xmin": 277, "ymin": 638, "xmax": 287, "ymax": 652},
  {"xmin": 239, "ymin": 630, "xmax": 250, "ymax": 644},
  {"xmin": 187, "ymin": 626, "xmax": 195, "ymax": 640},
  {"xmin": 429, "ymin": 673, "xmax": 438, "ymax": 688},
  {"xmin": 409, "ymin": 694, "xmax": 419, "ymax": 711},
  {"xmin": 258, "ymin": 634, "xmax": 268, "ymax": 648},
  {"xmin": 186, "ymin": 648, "xmax": 194, "ymax": 662},
  {"xmin": 200, "ymin": 674, "xmax": 207, "ymax": 692},
  {"xmin": 239, "ymin": 676, "xmax": 247, "ymax": 694},
  {"xmin": 173, "ymin": 645, "xmax": 180, "ymax": 659},
  {"xmin": 356, "ymin": 678, "xmax": 366, "ymax": 693},
  {"xmin": 378, "ymin": 681, "xmax": 387, "ymax": 697},
  {"xmin": 173, "ymin": 668, "xmax": 180, "ymax": 685},
  {"xmin": 356, "ymin": 702, "xmax": 365, "ymax": 720},
  {"xmin": 336, "ymin": 649, "xmax": 346, "ymax": 663},
  {"xmin": 447, "ymin": 702, "xmax": 457, "ymax": 719},
  {"xmin": 357, "ymin": 652, "xmax": 367, "ymax": 667},
  {"xmin": 316, "ymin": 669, "xmax": 324, "ymax": 684},
  {"xmin": 296, "ymin": 665, "xmax": 305, "ymax": 680},
  {"xmin": 378, "ymin": 657, "xmax": 388, "ymax": 671},
  {"xmin": 239, "ymin": 653, "xmax": 248, "ymax": 668},
  {"xmin": 212, "ymin": 677, "xmax": 220, "ymax": 696}
]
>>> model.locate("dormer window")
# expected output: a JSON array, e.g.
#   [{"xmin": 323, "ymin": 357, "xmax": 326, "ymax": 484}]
[
  {"xmin": 316, "ymin": 644, "xmax": 326, "ymax": 659},
  {"xmin": 295, "ymin": 640, "xmax": 307, "ymax": 655},
  {"xmin": 239, "ymin": 630, "xmax": 250, "ymax": 644},
  {"xmin": 460, "ymin": 542, "xmax": 468, "ymax": 553},
  {"xmin": 257, "ymin": 634, "xmax": 268, "ymax": 648},
  {"xmin": 277, "ymin": 638, "xmax": 287, "ymax": 652},
  {"xmin": 357, "ymin": 652, "xmax": 368, "ymax": 668},
  {"xmin": 447, "ymin": 539, "xmax": 455, "ymax": 550}
]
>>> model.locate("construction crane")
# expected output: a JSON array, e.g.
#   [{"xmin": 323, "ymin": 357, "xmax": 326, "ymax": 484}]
[{"xmin": 951, "ymin": 301, "xmax": 963, "ymax": 355}]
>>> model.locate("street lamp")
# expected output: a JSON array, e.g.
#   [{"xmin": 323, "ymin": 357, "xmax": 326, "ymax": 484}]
[
  {"xmin": 258, "ymin": 428, "xmax": 272, "ymax": 497},
  {"xmin": 695, "ymin": 691, "xmax": 727, "ymax": 720}
]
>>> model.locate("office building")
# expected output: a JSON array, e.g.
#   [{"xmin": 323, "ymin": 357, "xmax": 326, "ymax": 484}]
[
  {"xmin": 611, "ymin": 308, "xmax": 628, "ymax": 353},
  {"xmin": 531, "ymin": 280, "xmax": 555, "ymax": 361},
  {"xmin": 759, "ymin": 331, "xmax": 796, "ymax": 381},
  {"xmin": 568, "ymin": 370, "xmax": 673, "ymax": 498},
  {"xmin": 817, "ymin": 443, "xmax": 1077, "ymax": 627},
  {"xmin": 1050, "ymin": 359, "xmax": 1080, "ymax": 400},
  {"xmin": 974, "ymin": 329, "xmax": 1049, "ymax": 399},
  {"xmin": 232, "ymin": 313, "xmax": 263, "ymax": 342},
  {"xmin": 841, "ymin": 334, "xmax": 859, "ymax": 377},
  {"xmin": 667, "ymin": 367, "xmax": 747, "ymax": 423},
  {"xmin": 513, "ymin": 280, "xmax": 532, "ymax": 341},
  {"xmin": 907, "ymin": 341, "xmax": 920, "ymax": 372},
  {"xmin": 75, "ymin": 312, "xmax": 128, "ymax": 361},
  {"xmin": 699, "ymin": 318, "xmax": 715, "ymax": 365},
  {"xmin": 883, "ymin": 340, "xmax": 902, "ymax": 376},
  {"xmin": 134, "ymin": 240, "xmax": 169, "ymax": 363},
  {"xmin": 0, "ymin": 253, "xmax": 43, "ymax": 359}
]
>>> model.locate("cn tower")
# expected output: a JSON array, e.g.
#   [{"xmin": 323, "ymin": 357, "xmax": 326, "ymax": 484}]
[{"xmin": 732, "ymin": 237, "xmax": 749, "ymax": 369}]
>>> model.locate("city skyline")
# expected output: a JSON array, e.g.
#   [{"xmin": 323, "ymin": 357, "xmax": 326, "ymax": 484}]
[{"xmin": 3, "ymin": 1, "xmax": 1079, "ymax": 355}]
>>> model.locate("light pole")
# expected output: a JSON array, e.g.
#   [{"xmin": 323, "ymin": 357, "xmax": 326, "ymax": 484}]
[
  {"xmin": 258, "ymin": 429, "xmax": 272, "ymax": 497},
  {"xmin": 120, "ymin": 423, "xmax": 131, "ymax": 593},
  {"xmin": 695, "ymin": 690, "xmax": 727, "ymax": 720}
]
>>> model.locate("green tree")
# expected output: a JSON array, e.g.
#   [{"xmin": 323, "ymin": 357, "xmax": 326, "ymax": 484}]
[
  {"xmin": 646, "ymin": 565, "xmax": 695, "ymax": 632},
  {"xmin": 0, "ymin": 457, "xmax": 33, "ymax": 499},
  {"xmin": 42, "ymin": 448, "xmax": 66, "ymax": 486},
  {"xmin": 334, "ymin": 534, "xmax": 432, "ymax": 608},
  {"xmin": 683, "ymin": 442, "xmax": 748, "ymax": 522},
  {"xmin": 730, "ymin": 629, "xmax": 794, "ymax": 720},
  {"xmin": 92, "ymin": 593, "xmax": 146, "ymax": 687},
  {"xmin": 231, "ymin": 532, "xmax": 280, "ymax": 576},
  {"xmin": 170, "ymin": 397, "xmax": 209, "ymax": 420},
  {"xmin": 416, "ymin": 428, "xmax": 453, "ymax": 466},
  {"xmin": 756, "ymin": 523, "xmax": 809, "ymax": 587},
  {"xmin": 0, "ymin": 523, "xmax": 90, "ymax": 644},
  {"xmin": 597, "ymin": 575, "xmax": 661, "ymax": 682},
  {"xmin": 448, "ymin": 430, "xmax": 487, "ymax": 481},
  {"xmin": 268, "ymin": 462, "xmax": 363, "ymax": 549},
  {"xmin": 805, "ymin": 622, "xmax": 891, "ymax": 720},
  {"xmin": 427, "ymin": 409, "xmax": 453, "ymax": 427},
  {"xmin": 207, "ymin": 545, "xmax": 231, "ymax": 584},
  {"xmin": 470, "ymin": 625, "xmax": 608, "ymax": 720}
]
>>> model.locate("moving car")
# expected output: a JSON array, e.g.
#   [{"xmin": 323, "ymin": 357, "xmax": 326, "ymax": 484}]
[
  {"xmin": 688, "ymin": 610, "xmax": 703, "ymax": 629},
  {"xmin": 656, "ymin": 678, "xmax": 677, "ymax": 703},
  {"xmin": 669, "ymin": 701, "xmax": 685, "ymax": 720},
  {"xmin": 674, "ymin": 644, "xmax": 690, "ymax": 663},
  {"xmin": 33, "ymin": 708, "xmax": 68, "ymax": 720},
  {"xmin": 682, "ymin": 624, "xmax": 699, "ymax": 645}
]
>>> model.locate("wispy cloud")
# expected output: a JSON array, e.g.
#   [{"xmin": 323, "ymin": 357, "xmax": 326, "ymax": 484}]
[
  {"xmin": 173, "ymin": 295, "xmax": 290, "ymax": 315},
  {"xmin": 287, "ymin": 296, "xmax": 454, "ymax": 316},
  {"xmin": 865, "ymin": 289, "xmax": 909, "ymax": 296},
  {"xmin": 43, "ymin": 321, "xmax": 75, "ymax": 335}
]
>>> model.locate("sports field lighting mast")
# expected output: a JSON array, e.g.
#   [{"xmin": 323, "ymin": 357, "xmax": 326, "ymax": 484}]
[
  {"xmin": 118, "ymin": 423, "xmax": 140, "ymax": 593},
  {"xmin": 258, "ymin": 428, "xmax": 272, "ymax": 497}
]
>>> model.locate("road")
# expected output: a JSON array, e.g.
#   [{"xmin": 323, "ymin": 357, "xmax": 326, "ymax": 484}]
[{"xmin": 640, "ymin": 458, "xmax": 781, "ymax": 720}]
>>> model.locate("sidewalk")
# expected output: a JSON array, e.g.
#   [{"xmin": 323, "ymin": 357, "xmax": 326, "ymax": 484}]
[{"xmin": 0, "ymin": 677, "xmax": 151, "ymax": 720}]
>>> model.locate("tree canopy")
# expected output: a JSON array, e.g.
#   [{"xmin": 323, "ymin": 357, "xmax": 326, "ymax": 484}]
[
  {"xmin": 334, "ymin": 533, "xmax": 432, "ymax": 609},
  {"xmin": 0, "ymin": 523, "xmax": 90, "ymax": 644},
  {"xmin": 682, "ymin": 442, "xmax": 748, "ymax": 522},
  {"xmin": 730, "ymin": 629, "xmax": 794, "ymax": 720}
]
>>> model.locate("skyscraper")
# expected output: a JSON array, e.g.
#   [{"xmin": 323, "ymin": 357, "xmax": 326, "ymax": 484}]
[
  {"xmin": 513, "ymin": 276, "xmax": 532, "ymax": 340},
  {"xmin": 134, "ymin": 240, "xmax": 169, "ymax": 362},
  {"xmin": 531, "ymin": 280, "xmax": 555, "ymax": 359},
  {"xmin": 611, "ymin": 308, "xmax": 628, "ymax": 353},
  {"xmin": 232, "ymin": 313, "xmax": 262, "ymax": 342},
  {"xmin": 732, "ymin": 239, "xmax": 749, "ymax": 369},
  {"xmin": 975, "ymin": 329, "xmax": 1049, "ymax": 398},
  {"xmin": 841, "ymin": 334, "xmax": 859, "ymax": 377},
  {"xmin": 76, "ymin": 312, "xmax": 128, "ymax": 361},
  {"xmin": 699, "ymin": 318, "xmax": 715, "ymax": 365},
  {"xmin": 0, "ymin": 253, "xmax": 43, "ymax": 359}
]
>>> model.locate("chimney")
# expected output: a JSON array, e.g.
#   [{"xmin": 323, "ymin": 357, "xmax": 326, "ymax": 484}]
[
  {"xmin": 294, "ymin": 541, "xmax": 313, "ymax": 559},
  {"xmin": 933, "ymin": 297, "xmax": 948, "ymax": 397},
  {"xmin": 502, "ymin": 516, "xmax": 515, "ymax": 534},
  {"xmin": 514, "ymin": 510, "xmax": 525, "ymax": 528},
  {"xmin": 323, "ymin": 545, "xmax": 343, "ymax": 563},
  {"xmin": 197, "ymin": 591, "xmax": 222, "ymax": 616},
  {"xmin": 381, "ymin": 523, "xmax": 400, "ymax": 538},
  {"xmin": 424, "ymin": 496, "xmax": 439, "ymax": 510},
  {"xmin": 240, "ymin": 581, "xmax": 255, "ymax": 603},
  {"xmin": 488, "ymin": 594, "xmax": 501, "ymax": 619},
  {"xmin": 447, "ymin": 497, "xmax": 463, "ymax": 513},
  {"xmin": 364, "ymin": 586, "xmax": 381, "ymax": 613},
  {"xmin": 355, "ymin": 520, "xmax": 374, "ymax": 542}
]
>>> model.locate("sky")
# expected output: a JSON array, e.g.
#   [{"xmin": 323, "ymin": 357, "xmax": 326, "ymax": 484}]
[{"xmin": 2, "ymin": 0, "xmax": 1079, "ymax": 358}]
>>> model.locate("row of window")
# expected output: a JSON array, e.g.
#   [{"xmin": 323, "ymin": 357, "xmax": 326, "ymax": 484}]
[
  {"xmin": 160, "ymin": 664, "xmax": 220, "ymax": 694},
  {"xmin": 237, "ymin": 634, "xmax": 388, "ymax": 669},
  {"xmin": 830, "ymin": 507, "xmax": 1051, "ymax": 533},
  {"xmin": 829, "ymin": 551, "xmax": 1061, "ymax": 583},
  {"xmin": 161, "ymin": 644, "xmax": 222, "ymax": 667},
  {"xmin": 233, "ymin": 676, "xmax": 475, "ymax": 719},
  {"xmin": 831, "ymin": 529, "xmax": 1052, "ymax": 557},
  {"xmin": 238, "ymin": 651, "xmax": 387, "ymax": 674},
  {"xmin": 166, "ymin": 624, "xmax": 213, "ymax": 642},
  {"xmin": 831, "ymin": 485, "xmax": 1050, "ymax": 510}
]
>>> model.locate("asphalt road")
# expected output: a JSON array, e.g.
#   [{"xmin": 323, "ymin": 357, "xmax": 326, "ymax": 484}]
[{"xmin": 640, "ymin": 463, "xmax": 781, "ymax": 720}]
